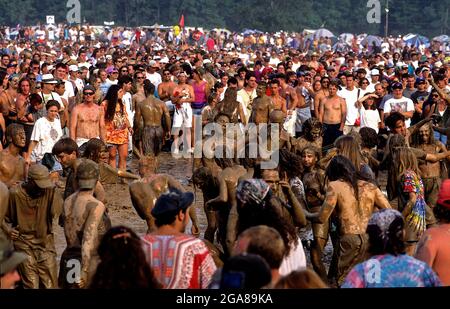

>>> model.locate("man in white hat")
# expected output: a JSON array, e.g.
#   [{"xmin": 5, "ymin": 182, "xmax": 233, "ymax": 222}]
[
  {"xmin": 68, "ymin": 65, "xmax": 84, "ymax": 93},
  {"xmin": 39, "ymin": 73, "xmax": 68, "ymax": 127},
  {"xmin": 146, "ymin": 60, "xmax": 162, "ymax": 88}
]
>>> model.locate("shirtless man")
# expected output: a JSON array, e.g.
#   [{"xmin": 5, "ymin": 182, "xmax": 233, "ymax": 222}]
[
  {"xmin": 412, "ymin": 123, "xmax": 447, "ymax": 210},
  {"xmin": 70, "ymin": 85, "xmax": 106, "ymax": 147},
  {"xmin": 306, "ymin": 155, "xmax": 391, "ymax": 286},
  {"xmin": 171, "ymin": 71, "xmax": 195, "ymax": 154},
  {"xmin": 157, "ymin": 68, "xmax": 177, "ymax": 113},
  {"xmin": 59, "ymin": 159, "xmax": 105, "ymax": 289},
  {"xmin": 249, "ymin": 82, "xmax": 273, "ymax": 125},
  {"xmin": 301, "ymin": 146, "xmax": 327, "ymax": 281},
  {"xmin": 128, "ymin": 155, "xmax": 199, "ymax": 235},
  {"xmin": 134, "ymin": 81, "xmax": 171, "ymax": 156},
  {"xmin": 0, "ymin": 124, "xmax": 26, "ymax": 187},
  {"xmin": 131, "ymin": 72, "xmax": 146, "ymax": 150},
  {"xmin": 204, "ymin": 160, "xmax": 253, "ymax": 255},
  {"xmin": 313, "ymin": 77, "xmax": 330, "ymax": 118},
  {"xmin": 278, "ymin": 74, "xmax": 298, "ymax": 137},
  {"xmin": 0, "ymin": 74, "xmax": 19, "ymax": 125},
  {"xmin": 319, "ymin": 80, "xmax": 346, "ymax": 147},
  {"xmin": 293, "ymin": 118, "xmax": 323, "ymax": 155},
  {"xmin": 269, "ymin": 79, "xmax": 287, "ymax": 115}
]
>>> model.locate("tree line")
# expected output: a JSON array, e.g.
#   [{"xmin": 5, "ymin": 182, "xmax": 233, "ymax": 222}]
[{"xmin": 0, "ymin": 0, "xmax": 448, "ymax": 37}]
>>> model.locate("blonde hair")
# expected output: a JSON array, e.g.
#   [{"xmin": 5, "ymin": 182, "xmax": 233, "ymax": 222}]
[
  {"xmin": 393, "ymin": 147, "xmax": 419, "ymax": 181},
  {"xmin": 274, "ymin": 268, "xmax": 328, "ymax": 289}
]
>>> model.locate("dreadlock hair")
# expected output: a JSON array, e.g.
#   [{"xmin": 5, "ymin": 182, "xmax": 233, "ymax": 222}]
[
  {"xmin": 278, "ymin": 148, "xmax": 304, "ymax": 179},
  {"xmin": 90, "ymin": 226, "xmax": 162, "ymax": 289}
]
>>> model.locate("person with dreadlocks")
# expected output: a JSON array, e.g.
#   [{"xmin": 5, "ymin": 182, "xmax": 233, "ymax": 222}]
[
  {"xmin": 90, "ymin": 226, "xmax": 162, "ymax": 289},
  {"xmin": 342, "ymin": 209, "xmax": 441, "ymax": 287},
  {"xmin": 306, "ymin": 155, "xmax": 391, "ymax": 286},
  {"xmin": 292, "ymin": 118, "xmax": 323, "ymax": 155}
]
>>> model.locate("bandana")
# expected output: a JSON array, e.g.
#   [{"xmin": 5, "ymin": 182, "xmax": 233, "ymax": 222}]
[
  {"xmin": 368, "ymin": 209, "xmax": 403, "ymax": 240},
  {"xmin": 236, "ymin": 179, "xmax": 270, "ymax": 205}
]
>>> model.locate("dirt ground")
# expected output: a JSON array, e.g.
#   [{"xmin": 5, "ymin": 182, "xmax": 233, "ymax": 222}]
[{"xmin": 54, "ymin": 152, "xmax": 391, "ymax": 272}]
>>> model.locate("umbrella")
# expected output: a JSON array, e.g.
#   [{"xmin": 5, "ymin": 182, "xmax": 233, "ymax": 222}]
[
  {"xmin": 313, "ymin": 28, "xmax": 335, "ymax": 39},
  {"xmin": 433, "ymin": 35, "xmax": 449, "ymax": 43},
  {"xmin": 338, "ymin": 33, "xmax": 354, "ymax": 45},
  {"xmin": 404, "ymin": 34, "xmax": 430, "ymax": 47},
  {"xmin": 361, "ymin": 35, "xmax": 382, "ymax": 47}
]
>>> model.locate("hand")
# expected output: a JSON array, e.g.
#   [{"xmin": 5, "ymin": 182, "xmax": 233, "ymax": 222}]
[
  {"xmin": 9, "ymin": 228, "xmax": 20, "ymax": 241},
  {"xmin": 75, "ymin": 277, "xmax": 86, "ymax": 289}
]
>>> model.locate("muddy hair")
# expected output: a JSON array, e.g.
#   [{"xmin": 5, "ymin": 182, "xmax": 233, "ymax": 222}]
[
  {"xmin": 302, "ymin": 118, "xmax": 323, "ymax": 140},
  {"xmin": 367, "ymin": 216, "xmax": 406, "ymax": 256},
  {"xmin": 82, "ymin": 138, "xmax": 106, "ymax": 163},
  {"xmin": 410, "ymin": 123, "xmax": 435, "ymax": 148},
  {"xmin": 278, "ymin": 149, "xmax": 303, "ymax": 178},
  {"xmin": 237, "ymin": 190, "xmax": 299, "ymax": 256},
  {"xmin": 5, "ymin": 123, "xmax": 24, "ymax": 141},
  {"xmin": 325, "ymin": 155, "xmax": 361, "ymax": 200},
  {"xmin": 192, "ymin": 166, "xmax": 220, "ymax": 200},
  {"xmin": 90, "ymin": 226, "xmax": 162, "ymax": 289},
  {"xmin": 360, "ymin": 127, "xmax": 379, "ymax": 149}
]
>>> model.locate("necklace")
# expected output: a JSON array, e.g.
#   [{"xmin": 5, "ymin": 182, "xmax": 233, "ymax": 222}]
[{"xmin": 48, "ymin": 118, "xmax": 58, "ymax": 141}]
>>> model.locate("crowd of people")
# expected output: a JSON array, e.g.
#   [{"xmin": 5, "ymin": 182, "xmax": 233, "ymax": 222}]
[{"xmin": 1, "ymin": 24, "xmax": 450, "ymax": 289}]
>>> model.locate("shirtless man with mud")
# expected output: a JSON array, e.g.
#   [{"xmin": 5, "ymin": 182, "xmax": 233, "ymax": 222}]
[
  {"xmin": 293, "ymin": 118, "xmax": 323, "ymax": 155},
  {"xmin": 204, "ymin": 159, "xmax": 253, "ymax": 256},
  {"xmin": 278, "ymin": 74, "xmax": 298, "ymax": 136},
  {"xmin": 412, "ymin": 123, "xmax": 447, "ymax": 209},
  {"xmin": 249, "ymin": 82, "xmax": 273, "ymax": 125},
  {"xmin": 319, "ymin": 80, "xmax": 346, "ymax": 147},
  {"xmin": 134, "ymin": 81, "xmax": 171, "ymax": 156},
  {"xmin": 128, "ymin": 155, "xmax": 199, "ymax": 235},
  {"xmin": 0, "ymin": 124, "xmax": 26, "ymax": 187},
  {"xmin": 70, "ymin": 85, "xmax": 106, "ymax": 147},
  {"xmin": 306, "ymin": 156, "xmax": 391, "ymax": 286},
  {"xmin": 59, "ymin": 159, "xmax": 105, "ymax": 288}
]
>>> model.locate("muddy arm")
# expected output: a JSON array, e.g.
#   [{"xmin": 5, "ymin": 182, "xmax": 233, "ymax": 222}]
[
  {"xmin": 204, "ymin": 176, "xmax": 228, "ymax": 209},
  {"xmin": 281, "ymin": 183, "xmax": 307, "ymax": 227}
]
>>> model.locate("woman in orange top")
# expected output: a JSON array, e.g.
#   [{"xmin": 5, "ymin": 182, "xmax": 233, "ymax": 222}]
[{"xmin": 101, "ymin": 84, "xmax": 132, "ymax": 170}]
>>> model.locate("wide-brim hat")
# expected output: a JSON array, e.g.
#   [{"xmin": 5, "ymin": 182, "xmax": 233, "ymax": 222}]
[{"xmin": 41, "ymin": 74, "xmax": 58, "ymax": 84}]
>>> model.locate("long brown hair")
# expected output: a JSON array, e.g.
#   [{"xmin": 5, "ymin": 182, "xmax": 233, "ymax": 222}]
[
  {"xmin": 393, "ymin": 147, "xmax": 420, "ymax": 181},
  {"xmin": 274, "ymin": 269, "xmax": 328, "ymax": 289},
  {"xmin": 335, "ymin": 135, "xmax": 363, "ymax": 170}
]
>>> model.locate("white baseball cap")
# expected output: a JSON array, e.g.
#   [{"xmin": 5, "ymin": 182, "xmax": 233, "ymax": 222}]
[{"xmin": 69, "ymin": 65, "xmax": 79, "ymax": 72}]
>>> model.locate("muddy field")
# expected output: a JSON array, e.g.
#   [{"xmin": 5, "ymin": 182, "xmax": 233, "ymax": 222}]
[{"xmin": 54, "ymin": 152, "xmax": 390, "ymax": 271}]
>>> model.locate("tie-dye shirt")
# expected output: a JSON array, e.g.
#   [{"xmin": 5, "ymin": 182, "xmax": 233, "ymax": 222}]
[{"xmin": 342, "ymin": 254, "xmax": 441, "ymax": 288}]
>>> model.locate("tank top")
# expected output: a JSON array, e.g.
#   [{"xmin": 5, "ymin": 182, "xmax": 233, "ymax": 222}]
[{"xmin": 192, "ymin": 81, "xmax": 207, "ymax": 109}]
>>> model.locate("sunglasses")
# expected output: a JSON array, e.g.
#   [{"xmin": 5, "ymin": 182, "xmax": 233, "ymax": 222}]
[
  {"xmin": 84, "ymin": 92, "xmax": 94, "ymax": 96},
  {"xmin": 121, "ymin": 70, "xmax": 128, "ymax": 72},
  {"xmin": 136, "ymin": 76, "xmax": 145, "ymax": 79}
]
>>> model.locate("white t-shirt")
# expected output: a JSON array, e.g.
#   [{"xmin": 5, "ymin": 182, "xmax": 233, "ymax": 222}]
[
  {"xmin": 338, "ymin": 88, "xmax": 360, "ymax": 125},
  {"xmin": 360, "ymin": 106, "xmax": 381, "ymax": 133},
  {"xmin": 122, "ymin": 92, "xmax": 134, "ymax": 126},
  {"xmin": 40, "ymin": 92, "xmax": 65, "ymax": 110},
  {"xmin": 30, "ymin": 117, "xmax": 63, "ymax": 162},
  {"xmin": 383, "ymin": 96, "xmax": 415, "ymax": 128},
  {"xmin": 279, "ymin": 237, "xmax": 307, "ymax": 276},
  {"xmin": 146, "ymin": 72, "xmax": 162, "ymax": 89}
]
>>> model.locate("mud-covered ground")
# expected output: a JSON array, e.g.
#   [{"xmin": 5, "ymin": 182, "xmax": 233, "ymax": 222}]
[{"xmin": 54, "ymin": 152, "xmax": 390, "ymax": 273}]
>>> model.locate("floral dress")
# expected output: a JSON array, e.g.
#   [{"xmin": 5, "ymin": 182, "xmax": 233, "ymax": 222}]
[{"xmin": 105, "ymin": 103, "xmax": 129, "ymax": 145}]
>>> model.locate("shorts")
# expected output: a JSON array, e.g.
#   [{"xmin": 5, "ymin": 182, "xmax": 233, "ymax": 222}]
[
  {"xmin": 142, "ymin": 126, "xmax": 164, "ymax": 156},
  {"xmin": 192, "ymin": 104, "xmax": 205, "ymax": 116},
  {"xmin": 322, "ymin": 123, "xmax": 343, "ymax": 148},
  {"xmin": 173, "ymin": 103, "xmax": 193, "ymax": 128},
  {"xmin": 295, "ymin": 107, "xmax": 312, "ymax": 133}
]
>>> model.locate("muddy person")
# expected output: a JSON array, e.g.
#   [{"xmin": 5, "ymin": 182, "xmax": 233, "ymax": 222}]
[
  {"xmin": 70, "ymin": 85, "xmax": 106, "ymax": 147},
  {"xmin": 0, "ymin": 124, "xmax": 26, "ymax": 187},
  {"xmin": 319, "ymin": 80, "xmax": 346, "ymax": 148},
  {"xmin": 59, "ymin": 159, "xmax": 106, "ymax": 289},
  {"xmin": 293, "ymin": 118, "xmax": 323, "ymax": 155},
  {"xmin": 2, "ymin": 164, "xmax": 63, "ymax": 289},
  {"xmin": 249, "ymin": 82, "xmax": 273, "ymax": 125},
  {"xmin": 134, "ymin": 80, "xmax": 171, "ymax": 156},
  {"xmin": 411, "ymin": 123, "xmax": 448, "ymax": 209},
  {"xmin": 300, "ymin": 146, "xmax": 328, "ymax": 281},
  {"xmin": 0, "ymin": 237, "xmax": 27, "ymax": 289},
  {"xmin": 129, "ymin": 155, "xmax": 199, "ymax": 236},
  {"xmin": 306, "ymin": 155, "xmax": 391, "ymax": 286}
]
